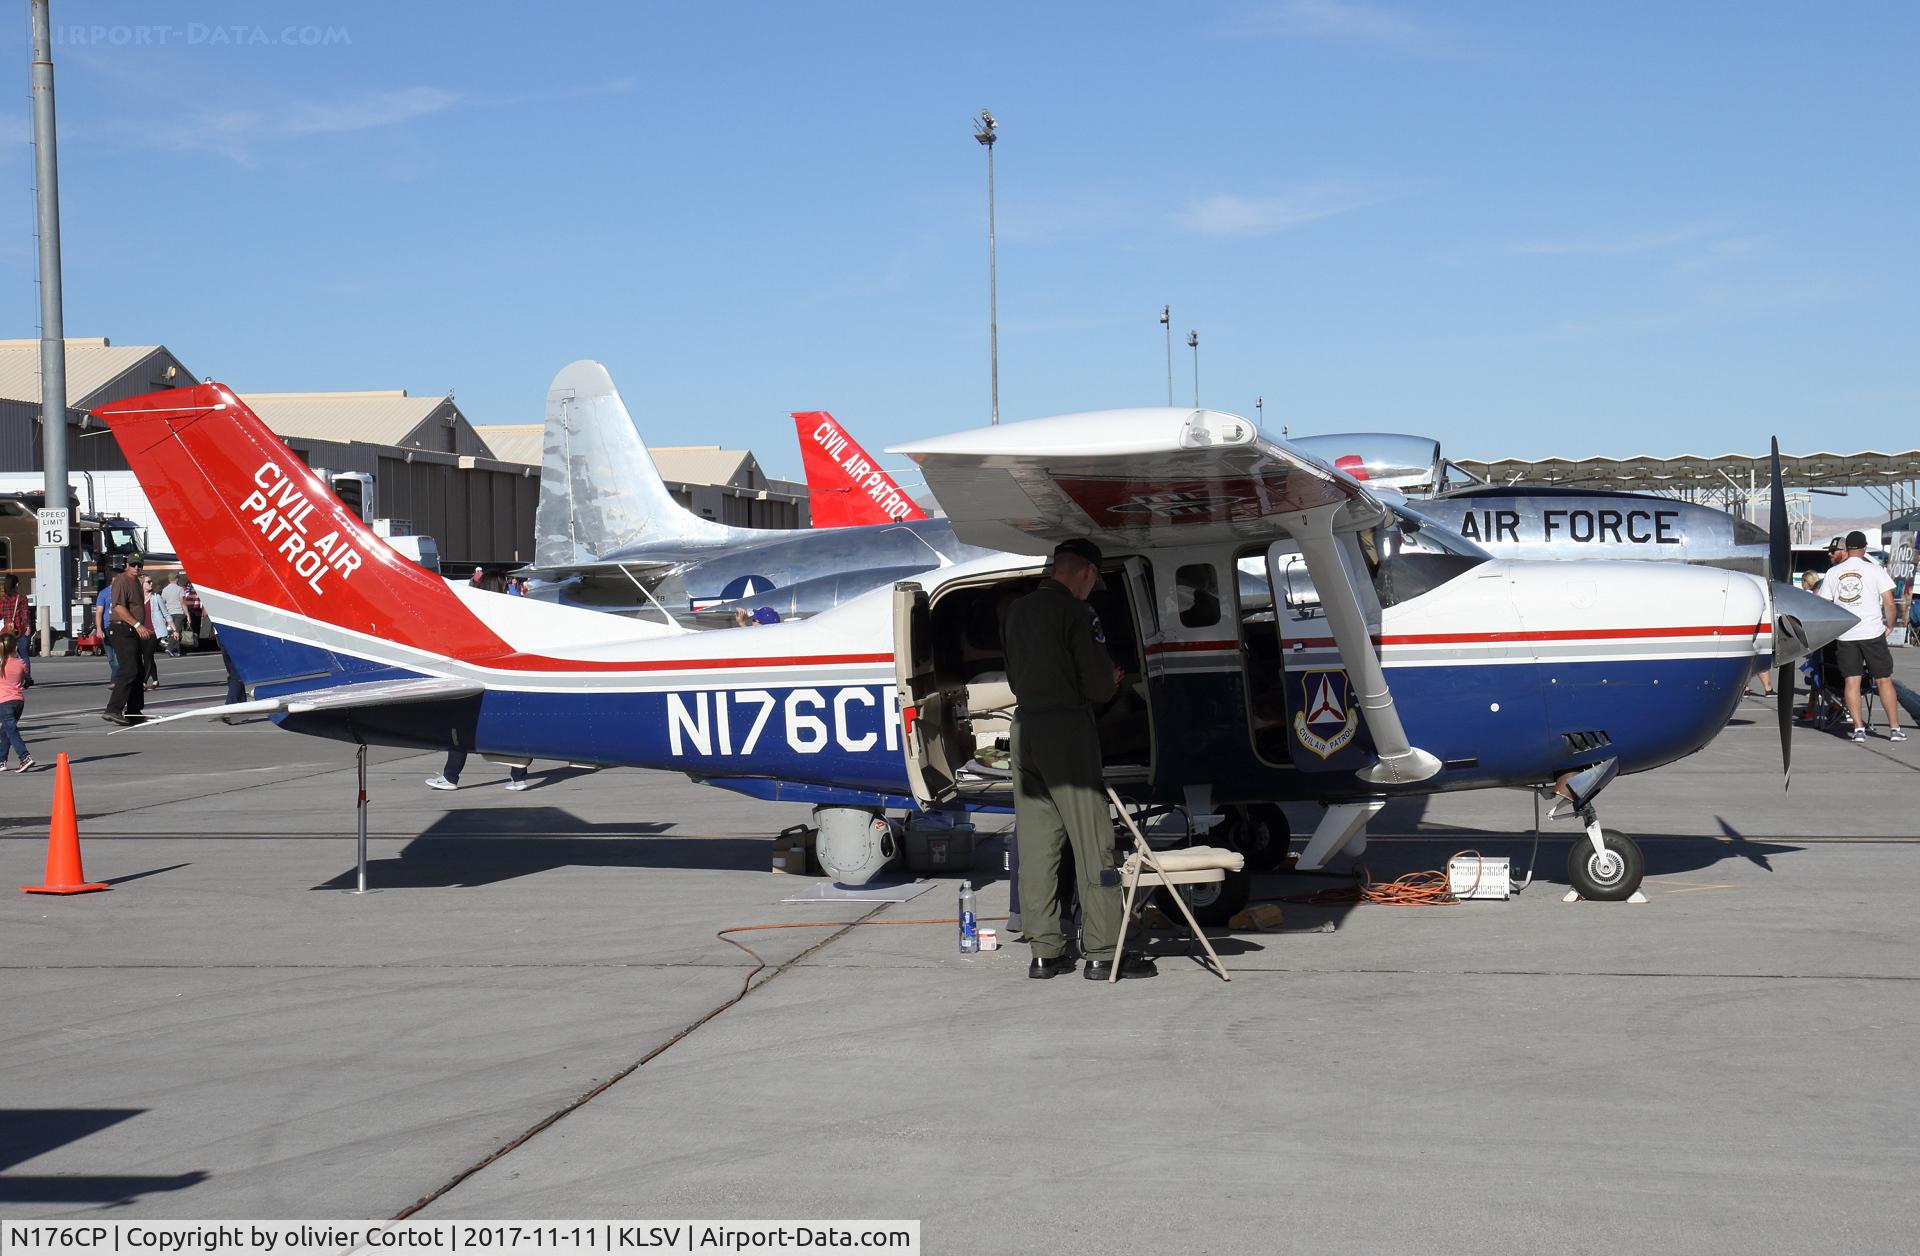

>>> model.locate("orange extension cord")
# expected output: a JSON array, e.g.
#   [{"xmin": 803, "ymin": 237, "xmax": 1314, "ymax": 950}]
[{"xmin": 1277, "ymin": 851, "xmax": 1489, "ymax": 906}]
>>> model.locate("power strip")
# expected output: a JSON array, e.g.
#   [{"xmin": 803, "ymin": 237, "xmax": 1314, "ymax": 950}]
[{"xmin": 1448, "ymin": 855, "xmax": 1511, "ymax": 900}]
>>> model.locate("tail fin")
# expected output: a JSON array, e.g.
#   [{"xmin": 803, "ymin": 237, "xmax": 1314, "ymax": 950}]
[
  {"xmin": 792, "ymin": 410, "xmax": 928, "ymax": 528},
  {"xmin": 536, "ymin": 360, "xmax": 734, "ymax": 566},
  {"xmin": 91, "ymin": 384, "xmax": 510, "ymax": 663}
]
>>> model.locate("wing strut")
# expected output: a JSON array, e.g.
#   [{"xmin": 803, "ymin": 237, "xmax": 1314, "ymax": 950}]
[{"xmin": 1288, "ymin": 508, "xmax": 1441, "ymax": 785}]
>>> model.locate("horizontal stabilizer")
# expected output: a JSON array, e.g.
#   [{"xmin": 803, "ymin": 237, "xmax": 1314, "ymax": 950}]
[{"xmin": 117, "ymin": 677, "xmax": 484, "ymax": 732}]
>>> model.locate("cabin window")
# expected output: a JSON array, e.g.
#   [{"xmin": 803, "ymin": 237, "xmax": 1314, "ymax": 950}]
[{"xmin": 1176, "ymin": 562, "xmax": 1220, "ymax": 628}]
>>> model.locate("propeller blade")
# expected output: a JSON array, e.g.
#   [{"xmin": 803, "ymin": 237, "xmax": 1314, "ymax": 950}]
[
  {"xmin": 1777, "ymin": 662, "xmax": 1795, "ymax": 791},
  {"xmin": 1771, "ymin": 435, "xmax": 1793, "ymax": 790},
  {"xmin": 1769, "ymin": 436, "xmax": 1789, "ymax": 585}
]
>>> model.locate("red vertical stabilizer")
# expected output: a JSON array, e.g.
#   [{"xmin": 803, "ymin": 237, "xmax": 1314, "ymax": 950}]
[
  {"xmin": 91, "ymin": 384, "xmax": 510, "ymax": 661},
  {"xmin": 792, "ymin": 410, "xmax": 928, "ymax": 528}
]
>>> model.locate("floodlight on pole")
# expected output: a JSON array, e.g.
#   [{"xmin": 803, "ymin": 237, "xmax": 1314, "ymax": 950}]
[
  {"xmin": 1159, "ymin": 305, "xmax": 1172, "ymax": 405},
  {"xmin": 1255, "ymin": 395, "xmax": 1263, "ymax": 429},
  {"xmin": 1187, "ymin": 329, "xmax": 1199, "ymax": 407},
  {"xmin": 974, "ymin": 108, "xmax": 999, "ymax": 424}
]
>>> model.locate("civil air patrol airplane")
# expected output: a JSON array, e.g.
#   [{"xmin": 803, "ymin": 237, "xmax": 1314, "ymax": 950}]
[{"xmin": 95, "ymin": 386, "xmax": 1851, "ymax": 907}]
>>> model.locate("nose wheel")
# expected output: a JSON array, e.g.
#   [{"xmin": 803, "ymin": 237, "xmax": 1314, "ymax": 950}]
[{"xmin": 1565, "ymin": 810, "xmax": 1645, "ymax": 902}]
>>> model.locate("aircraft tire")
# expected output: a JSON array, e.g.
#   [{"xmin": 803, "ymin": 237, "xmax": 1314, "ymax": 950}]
[
  {"xmin": 1566, "ymin": 828, "xmax": 1644, "ymax": 901},
  {"xmin": 1173, "ymin": 867, "xmax": 1251, "ymax": 927},
  {"xmin": 1224, "ymin": 803, "xmax": 1292, "ymax": 873}
]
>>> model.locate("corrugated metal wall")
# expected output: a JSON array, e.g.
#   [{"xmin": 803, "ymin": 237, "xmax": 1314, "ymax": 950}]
[
  {"xmin": 289, "ymin": 437, "xmax": 538, "ymax": 566},
  {"xmin": 673, "ymin": 481, "xmax": 807, "ymax": 529}
]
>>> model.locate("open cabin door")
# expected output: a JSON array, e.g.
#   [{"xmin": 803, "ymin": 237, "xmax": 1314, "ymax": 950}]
[{"xmin": 892, "ymin": 581, "xmax": 960, "ymax": 806}]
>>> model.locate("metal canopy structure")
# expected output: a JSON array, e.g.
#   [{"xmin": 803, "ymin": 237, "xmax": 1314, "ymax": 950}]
[{"xmin": 1458, "ymin": 448, "xmax": 1920, "ymax": 523}]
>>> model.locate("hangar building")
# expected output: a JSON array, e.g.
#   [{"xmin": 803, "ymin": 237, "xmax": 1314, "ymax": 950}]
[
  {"xmin": 476, "ymin": 424, "xmax": 809, "ymax": 530},
  {"xmin": 0, "ymin": 339, "xmax": 809, "ymax": 569}
]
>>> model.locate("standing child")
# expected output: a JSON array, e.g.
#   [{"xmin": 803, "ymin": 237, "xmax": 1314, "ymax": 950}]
[
  {"xmin": 0, "ymin": 633, "xmax": 33, "ymax": 771},
  {"xmin": 0, "ymin": 574, "xmax": 31, "ymax": 684},
  {"xmin": 141, "ymin": 574, "xmax": 169, "ymax": 689}
]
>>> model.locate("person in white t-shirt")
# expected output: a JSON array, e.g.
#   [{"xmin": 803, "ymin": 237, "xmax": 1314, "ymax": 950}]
[{"xmin": 1819, "ymin": 530, "xmax": 1905, "ymax": 744}]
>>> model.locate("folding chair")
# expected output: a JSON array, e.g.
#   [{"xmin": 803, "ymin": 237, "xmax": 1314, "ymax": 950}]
[{"xmin": 1106, "ymin": 786, "xmax": 1244, "ymax": 983}]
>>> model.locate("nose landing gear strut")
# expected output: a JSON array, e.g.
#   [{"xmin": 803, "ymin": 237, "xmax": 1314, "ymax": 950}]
[{"xmin": 1547, "ymin": 758, "xmax": 1647, "ymax": 903}]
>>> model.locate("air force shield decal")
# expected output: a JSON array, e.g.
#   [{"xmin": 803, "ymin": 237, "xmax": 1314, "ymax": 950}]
[{"xmin": 1293, "ymin": 669, "xmax": 1359, "ymax": 760}]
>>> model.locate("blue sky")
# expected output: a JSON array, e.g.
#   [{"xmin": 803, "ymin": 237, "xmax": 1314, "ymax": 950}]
[{"xmin": 1, "ymin": 1, "xmax": 1914, "ymax": 481}]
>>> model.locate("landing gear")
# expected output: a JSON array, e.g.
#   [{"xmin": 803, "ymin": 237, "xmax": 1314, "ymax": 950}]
[
  {"xmin": 1542, "ymin": 761, "xmax": 1643, "ymax": 903},
  {"xmin": 1169, "ymin": 867, "xmax": 1250, "ymax": 927},
  {"xmin": 1218, "ymin": 803, "xmax": 1292, "ymax": 873},
  {"xmin": 1565, "ymin": 813, "xmax": 1645, "ymax": 902}
]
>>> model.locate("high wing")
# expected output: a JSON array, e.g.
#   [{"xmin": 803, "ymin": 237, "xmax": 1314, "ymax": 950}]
[
  {"xmin": 887, "ymin": 407, "xmax": 1382, "ymax": 552},
  {"xmin": 889, "ymin": 407, "xmax": 1441, "ymax": 784}
]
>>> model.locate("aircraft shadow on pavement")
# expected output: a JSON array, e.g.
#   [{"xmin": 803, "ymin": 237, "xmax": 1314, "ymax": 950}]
[
  {"xmin": 0, "ymin": 1108, "xmax": 206, "ymax": 1205},
  {"xmin": 103, "ymin": 862, "xmax": 191, "ymax": 886},
  {"xmin": 56, "ymin": 751, "xmax": 140, "ymax": 769},
  {"xmin": 310, "ymin": 808, "xmax": 766, "ymax": 889},
  {"xmin": 1358, "ymin": 797, "xmax": 1802, "ymax": 881}
]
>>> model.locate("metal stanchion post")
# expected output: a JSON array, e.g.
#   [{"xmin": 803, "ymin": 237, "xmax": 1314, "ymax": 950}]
[{"xmin": 352, "ymin": 743, "xmax": 370, "ymax": 894}]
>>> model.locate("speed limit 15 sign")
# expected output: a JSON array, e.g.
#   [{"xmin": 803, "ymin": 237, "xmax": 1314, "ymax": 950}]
[{"xmin": 36, "ymin": 507, "xmax": 68, "ymax": 547}]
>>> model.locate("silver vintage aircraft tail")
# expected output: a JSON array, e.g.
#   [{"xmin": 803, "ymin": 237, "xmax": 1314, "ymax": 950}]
[{"xmin": 535, "ymin": 359, "xmax": 742, "ymax": 567}]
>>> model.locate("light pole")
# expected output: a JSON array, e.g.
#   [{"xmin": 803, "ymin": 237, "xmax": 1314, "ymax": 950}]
[
  {"xmin": 1159, "ymin": 305, "xmax": 1172, "ymax": 405},
  {"xmin": 30, "ymin": 0, "xmax": 73, "ymax": 654},
  {"xmin": 974, "ymin": 109, "xmax": 999, "ymax": 424},
  {"xmin": 1255, "ymin": 395, "xmax": 1263, "ymax": 428},
  {"xmin": 1187, "ymin": 329, "xmax": 1199, "ymax": 406}
]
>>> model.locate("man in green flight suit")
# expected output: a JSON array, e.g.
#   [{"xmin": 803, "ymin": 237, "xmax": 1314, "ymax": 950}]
[{"xmin": 1004, "ymin": 538, "xmax": 1156, "ymax": 981}]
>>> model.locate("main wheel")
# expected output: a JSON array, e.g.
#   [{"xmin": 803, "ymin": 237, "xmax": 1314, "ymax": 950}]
[
  {"xmin": 1567, "ymin": 828, "xmax": 1644, "ymax": 901},
  {"xmin": 1171, "ymin": 867, "xmax": 1251, "ymax": 926},
  {"xmin": 1221, "ymin": 804, "xmax": 1292, "ymax": 873}
]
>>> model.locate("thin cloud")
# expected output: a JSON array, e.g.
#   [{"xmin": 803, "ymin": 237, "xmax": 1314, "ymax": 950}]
[
  {"xmin": 1220, "ymin": 0, "xmax": 1465, "ymax": 57},
  {"xmin": 278, "ymin": 86, "xmax": 459, "ymax": 137},
  {"xmin": 146, "ymin": 85, "xmax": 460, "ymax": 163},
  {"xmin": 1177, "ymin": 183, "xmax": 1394, "ymax": 237}
]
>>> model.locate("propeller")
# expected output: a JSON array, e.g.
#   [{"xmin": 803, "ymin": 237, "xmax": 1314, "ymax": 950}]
[{"xmin": 1770, "ymin": 436, "xmax": 1794, "ymax": 790}]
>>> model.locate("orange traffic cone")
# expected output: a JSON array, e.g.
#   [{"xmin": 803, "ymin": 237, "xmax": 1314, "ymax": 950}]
[{"xmin": 20, "ymin": 752, "xmax": 107, "ymax": 895}]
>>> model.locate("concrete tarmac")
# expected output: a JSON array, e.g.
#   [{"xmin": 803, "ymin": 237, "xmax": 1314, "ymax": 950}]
[{"xmin": 2, "ymin": 652, "xmax": 1916, "ymax": 1254}]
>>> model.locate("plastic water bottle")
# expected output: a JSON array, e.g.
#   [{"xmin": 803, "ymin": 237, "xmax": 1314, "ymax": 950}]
[{"xmin": 958, "ymin": 880, "xmax": 979, "ymax": 953}]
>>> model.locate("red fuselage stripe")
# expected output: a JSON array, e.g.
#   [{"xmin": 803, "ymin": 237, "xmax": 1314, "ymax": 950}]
[
  {"xmin": 1146, "ymin": 622, "xmax": 1769, "ymax": 654},
  {"xmin": 476, "ymin": 651, "xmax": 897, "ymax": 674}
]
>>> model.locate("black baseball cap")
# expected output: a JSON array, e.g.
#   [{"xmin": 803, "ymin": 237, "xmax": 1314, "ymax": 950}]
[
  {"xmin": 1846, "ymin": 529, "xmax": 1869, "ymax": 550},
  {"xmin": 1052, "ymin": 538, "xmax": 1103, "ymax": 566},
  {"xmin": 1826, "ymin": 536, "xmax": 1845, "ymax": 551}
]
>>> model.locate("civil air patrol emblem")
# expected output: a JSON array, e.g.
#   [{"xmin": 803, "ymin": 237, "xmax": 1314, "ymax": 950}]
[{"xmin": 1293, "ymin": 669, "xmax": 1358, "ymax": 760}]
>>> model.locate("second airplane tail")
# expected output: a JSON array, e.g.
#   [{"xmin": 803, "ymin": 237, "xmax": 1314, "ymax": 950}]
[
  {"xmin": 536, "ymin": 359, "xmax": 737, "ymax": 567},
  {"xmin": 792, "ymin": 410, "xmax": 927, "ymax": 528}
]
